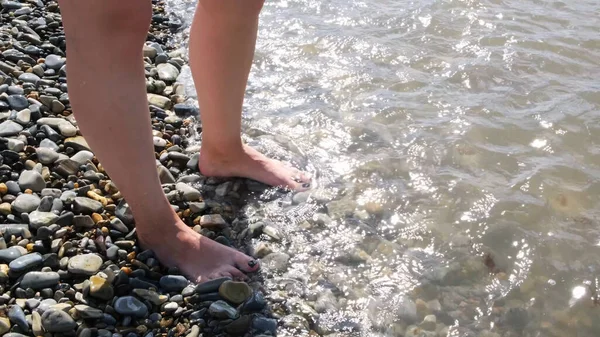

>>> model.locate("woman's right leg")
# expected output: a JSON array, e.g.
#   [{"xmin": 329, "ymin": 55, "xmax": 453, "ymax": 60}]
[{"xmin": 58, "ymin": 0, "xmax": 258, "ymax": 282}]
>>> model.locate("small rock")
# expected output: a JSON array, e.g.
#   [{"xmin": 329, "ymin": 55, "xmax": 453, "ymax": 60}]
[
  {"xmin": 7, "ymin": 95, "xmax": 28, "ymax": 111},
  {"xmin": 175, "ymin": 182, "xmax": 201, "ymax": 201},
  {"xmin": 72, "ymin": 197, "xmax": 103, "ymax": 214},
  {"xmin": 28, "ymin": 210, "xmax": 58, "ymax": 229},
  {"xmin": 18, "ymin": 73, "xmax": 40, "ymax": 84},
  {"xmin": 31, "ymin": 311, "xmax": 42, "ymax": 336},
  {"xmin": 199, "ymin": 214, "xmax": 228, "ymax": 229},
  {"xmin": 89, "ymin": 275, "xmax": 114, "ymax": 300},
  {"xmin": 0, "ymin": 120, "xmax": 23, "ymax": 136},
  {"xmin": 64, "ymin": 136, "xmax": 91, "ymax": 152},
  {"xmin": 41, "ymin": 309, "xmax": 77, "ymax": 332},
  {"xmin": 147, "ymin": 93, "xmax": 172, "ymax": 109},
  {"xmin": 160, "ymin": 275, "xmax": 188, "ymax": 292},
  {"xmin": 109, "ymin": 217, "xmax": 129, "ymax": 233},
  {"xmin": 261, "ymin": 252, "xmax": 290, "ymax": 273},
  {"xmin": 9, "ymin": 252, "xmax": 42, "ymax": 272},
  {"xmin": 0, "ymin": 317, "xmax": 9, "ymax": 335},
  {"xmin": 115, "ymin": 199, "xmax": 134, "ymax": 225},
  {"xmin": 15, "ymin": 108, "xmax": 30, "ymax": 125},
  {"xmin": 158, "ymin": 165, "xmax": 175, "ymax": 184},
  {"xmin": 0, "ymin": 247, "xmax": 22, "ymax": 262},
  {"xmin": 74, "ymin": 304, "xmax": 104, "ymax": 319},
  {"xmin": 114, "ymin": 296, "xmax": 148, "ymax": 317},
  {"xmin": 18, "ymin": 170, "xmax": 45, "ymax": 192},
  {"xmin": 8, "ymin": 305, "xmax": 28, "ymax": 331},
  {"xmin": 20, "ymin": 271, "xmax": 60, "ymax": 289},
  {"xmin": 12, "ymin": 193, "xmax": 41, "ymax": 213},
  {"xmin": 219, "ymin": 281, "xmax": 253, "ymax": 304},
  {"xmin": 58, "ymin": 122, "xmax": 77, "ymax": 137},
  {"xmin": 67, "ymin": 254, "xmax": 103, "ymax": 275},
  {"xmin": 132, "ymin": 288, "xmax": 168, "ymax": 306},
  {"xmin": 70, "ymin": 150, "xmax": 94, "ymax": 165},
  {"xmin": 208, "ymin": 300, "xmax": 238, "ymax": 319},
  {"xmin": 252, "ymin": 317, "xmax": 277, "ymax": 334},
  {"xmin": 73, "ymin": 215, "xmax": 95, "ymax": 229},
  {"xmin": 157, "ymin": 63, "xmax": 179, "ymax": 82},
  {"xmin": 195, "ymin": 277, "xmax": 231, "ymax": 294}
]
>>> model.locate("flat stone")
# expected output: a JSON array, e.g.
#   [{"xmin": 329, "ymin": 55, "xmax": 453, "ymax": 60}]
[
  {"xmin": 9, "ymin": 253, "xmax": 42, "ymax": 273},
  {"xmin": 67, "ymin": 253, "xmax": 102, "ymax": 275},
  {"xmin": 41, "ymin": 309, "xmax": 77, "ymax": 332},
  {"xmin": 147, "ymin": 93, "xmax": 172, "ymax": 109},
  {"xmin": 158, "ymin": 165, "xmax": 175, "ymax": 184},
  {"xmin": 72, "ymin": 197, "xmax": 103, "ymax": 214},
  {"xmin": 44, "ymin": 55, "xmax": 65, "ymax": 70},
  {"xmin": 260, "ymin": 252, "xmax": 290, "ymax": 273},
  {"xmin": 195, "ymin": 277, "xmax": 231, "ymax": 294},
  {"xmin": 74, "ymin": 304, "xmax": 103, "ymax": 319},
  {"xmin": 174, "ymin": 182, "xmax": 201, "ymax": 201},
  {"xmin": 36, "ymin": 299, "xmax": 57, "ymax": 313},
  {"xmin": 58, "ymin": 122, "xmax": 77, "ymax": 137},
  {"xmin": 159, "ymin": 275, "xmax": 188, "ymax": 292},
  {"xmin": 7, "ymin": 95, "xmax": 28, "ymax": 111},
  {"xmin": 0, "ymin": 247, "xmax": 22, "ymax": 263},
  {"xmin": 0, "ymin": 120, "xmax": 23, "ymax": 137},
  {"xmin": 226, "ymin": 315, "xmax": 252, "ymax": 336},
  {"xmin": 153, "ymin": 136, "xmax": 166, "ymax": 148},
  {"xmin": 219, "ymin": 281, "xmax": 253, "ymax": 304},
  {"xmin": 18, "ymin": 169, "xmax": 45, "ymax": 192},
  {"xmin": 32, "ymin": 311, "xmax": 42, "ymax": 336},
  {"xmin": 28, "ymin": 211, "xmax": 58, "ymax": 229},
  {"xmin": 200, "ymin": 214, "xmax": 228, "ymax": 229},
  {"xmin": 18, "ymin": 72, "xmax": 40, "ymax": 84},
  {"xmin": 54, "ymin": 159, "xmax": 80, "ymax": 176},
  {"xmin": 114, "ymin": 296, "xmax": 148, "ymax": 317},
  {"xmin": 37, "ymin": 117, "xmax": 65, "ymax": 128},
  {"xmin": 64, "ymin": 136, "xmax": 91, "ymax": 152},
  {"xmin": 20, "ymin": 271, "xmax": 60, "ymax": 289},
  {"xmin": 70, "ymin": 150, "xmax": 94, "ymax": 165},
  {"xmin": 208, "ymin": 300, "xmax": 238, "ymax": 319},
  {"xmin": 8, "ymin": 138, "xmax": 24, "ymax": 152},
  {"xmin": 89, "ymin": 275, "xmax": 114, "ymax": 300},
  {"xmin": 12, "ymin": 193, "xmax": 41, "ymax": 213},
  {"xmin": 15, "ymin": 108, "xmax": 30, "ymax": 125},
  {"xmin": 157, "ymin": 63, "xmax": 179, "ymax": 82},
  {"xmin": 189, "ymin": 202, "xmax": 206, "ymax": 213},
  {"xmin": 73, "ymin": 215, "xmax": 94, "ymax": 229}
]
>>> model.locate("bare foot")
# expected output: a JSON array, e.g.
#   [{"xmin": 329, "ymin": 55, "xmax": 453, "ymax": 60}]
[
  {"xmin": 137, "ymin": 219, "xmax": 259, "ymax": 283},
  {"xmin": 199, "ymin": 144, "xmax": 311, "ymax": 190}
]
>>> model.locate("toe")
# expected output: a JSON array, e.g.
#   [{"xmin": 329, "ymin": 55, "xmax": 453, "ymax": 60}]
[
  {"xmin": 224, "ymin": 266, "xmax": 248, "ymax": 280},
  {"xmin": 235, "ymin": 253, "xmax": 260, "ymax": 273}
]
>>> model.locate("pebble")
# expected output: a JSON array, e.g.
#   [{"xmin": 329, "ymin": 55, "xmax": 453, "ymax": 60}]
[
  {"xmin": 89, "ymin": 275, "xmax": 114, "ymax": 300},
  {"xmin": 0, "ymin": 247, "xmax": 23, "ymax": 262},
  {"xmin": 115, "ymin": 199, "xmax": 134, "ymax": 225},
  {"xmin": 41, "ymin": 309, "xmax": 77, "ymax": 332},
  {"xmin": 132, "ymin": 289, "xmax": 168, "ymax": 306},
  {"xmin": 195, "ymin": 277, "xmax": 231, "ymax": 294},
  {"xmin": 37, "ymin": 299, "xmax": 57, "ymax": 313},
  {"xmin": 219, "ymin": 281, "xmax": 253, "ymax": 304},
  {"xmin": 8, "ymin": 305, "xmax": 28, "ymax": 331},
  {"xmin": 28, "ymin": 210, "xmax": 58, "ymax": 229},
  {"xmin": 20, "ymin": 271, "xmax": 60, "ymax": 289},
  {"xmin": 67, "ymin": 253, "xmax": 103, "ymax": 275},
  {"xmin": 261, "ymin": 252, "xmax": 290, "ymax": 273},
  {"xmin": 208, "ymin": 300, "xmax": 238, "ymax": 319},
  {"xmin": 157, "ymin": 63, "xmax": 179, "ymax": 82},
  {"xmin": 72, "ymin": 196, "xmax": 103, "ymax": 214},
  {"xmin": 0, "ymin": 317, "xmax": 10, "ymax": 335},
  {"xmin": 15, "ymin": 108, "xmax": 30, "ymax": 125},
  {"xmin": 9, "ymin": 252, "xmax": 42, "ymax": 272},
  {"xmin": 199, "ymin": 214, "xmax": 228, "ymax": 229},
  {"xmin": 31, "ymin": 311, "xmax": 42, "ymax": 336},
  {"xmin": 253, "ymin": 317, "xmax": 278, "ymax": 334},
  {"xmin": 7, "ymin": 95, "xmax": 28, "ymax": 111},
  {"xmin": 8, "ymin": 138, "xmax": 25, "ymax": 152},
  {"xmin": 18, "ymin": 72, "xmax": 40, "ymax": 84},
  {"xmin": 12, "ymin": 193, "xmax": 41, "ymax": 213},
  {"xmin": 114, "ymin": 296, "xmax": 148, "ymax": 317},
  {"xmin": 147, "ymin": 93, "xmax": 172, "ymax": 109},
  {"xmin": 70, "ymin": 150, "xmax": 94, "ymax": 165},
  {"xmin": 64, "ymin": 136, "xmax": 91, "ymax": 152},
  {"xmin": 45, "ymin": 55, "xmax": 65, "ymax": 70},
  {"xmin": 73, "ymin": 215, "xmax": 95, "ymax": 229},
  {"xmin": 158, "ymin": 165, "xmax": 176, "ymax": 184},
  {"xmin": 58, "ymin": 122, "xmax": 77, "ymax": 136},
  {"xmin": 74, "ymin": 304, "xmax": 104, "ymax": 319},
  {"xmin": 159, "ymin": 275, "xmax": 188, "ymax": 292},
  {"xmin": 0, "ymin": 120, "xmax": 23, "ymax": 136},
  {"xmin": 175, "ymin": 182, "xmax": 201, "ymax": 201}
]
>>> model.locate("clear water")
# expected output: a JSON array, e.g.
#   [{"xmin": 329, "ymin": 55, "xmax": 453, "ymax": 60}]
[{"xmin": 167, "ymin": 0, "xmax": 600, "ymax": 336}]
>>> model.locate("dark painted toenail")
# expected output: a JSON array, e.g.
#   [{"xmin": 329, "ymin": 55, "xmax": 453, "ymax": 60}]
[
  {"xmin": 248, "ymin": 260, "xmax": 257, "ymax": 268},
  {"xmin": 302, "ymin": 183, "xmax": 310, "ymax": 188}
]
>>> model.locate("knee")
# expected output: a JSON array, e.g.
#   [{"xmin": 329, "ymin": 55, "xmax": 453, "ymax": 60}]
[{"xmin": 199, "ymin": 0, "xmax": 265, "ymax": 18}]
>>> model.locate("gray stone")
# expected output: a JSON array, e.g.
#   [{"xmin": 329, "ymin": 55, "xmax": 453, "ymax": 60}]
[
  {"xmin": 54, "ymin": 159, "xmax": 80, "ymax": 176},
  {"xmin": 175, "ymin": 182, "xmax": 201, "ymax": 201},
  {"xmin": 36, "ymin": 117, "xmax": 66, "ymax": 128},
  {"xmin": 0, "ymin": 120, "xmax": 23, "ymax": 136},
  {"xmin": 7, "ymin": 138, "xmax": 24, "ymax": 152},
  {"xmin": 12, "ymin": 194, "xmax": 41, "ymax": 213},
  {"xmin": 159, "ymin": 275, "xmax": 188, "ymax": 292},
  {"xmin": 18, "ymin": 170, "xmax": 45, "ymax": 192},
  {"xmin": 72, "ymin": 197, "xmax": 103, "ymax": 214},
  {"xmin": 29, "ymin": 211, "xmax": 58, "ymax": 229},
  {"xmin": 15, "ymin": 109, "xmax": 30, "ymax": 125},
  {"xmin": 189, "ymin": 202, "xmax": 206, "ymax": 213},
  {"xmin": 8, "ymin": 305, "xmax": 27, "ymax": 331},
  {"xmin": 18, "ymin": 73, "xmax": 40, "ymax": 84},
  {"xmin": 70, "ymin": 150, "xmax": 94, "ymax": 165},
  {"xmin": 73, "ymin": 215, "xmax": 94, "ymax": 229},
  {"xmin": 39, "ymin": 139, "xmax": 59, "ymax": 151},
  {"xmin": 115, "ymin": 199, "xmax": 134, "ymax": 225},
  {"xmin": 0, "ymin": 247, "xmax": 22, "ymax": 263},
  {"xmin": 44, "ymin": 55, "xmax": 65, "ymax": 70},
  {"xmin": 9, "ymin": 253, "xmax": 43, "ymax": 272},
  {"xmin": 67, "ymin": 253, "xmax": 103, "ymax": 275},
  {"xmin": 261, "ymin": 252, "xmax": 290, "ymax": 273},
  {"xmin": 397, "ymin": 296, "xmax": 418, "ymax": 323},
  {"xmin": 253, "ymin": 317, "xmax": 278, "ymax": 334},
  {"xmin": 147, "ymin": 93, "xmax": 172, "ymax": 109},
  {"xmin": 109, "ymin": 218, "xmax": 128, "ymax": 233},
  {"xmin": 41, "ymin": 309, "xmax": 77, "ymax": 332},
  {"xmin": 195, "ymin": 277, "xmax": 231, "ymax": 294},
  {"xmin": 215, "ymin": 182, "xmax": 232, "ymax": 197},
  {"xmin": 157, "ymin": 63, "xmax": 179, "ymax": 82},
  {"xmin": 37, "ymin": 299, "xmax": 57, "ymax": 313},
  {"xmin": 153, "ymin": 136, "xmax": 166, "ymax": 148},
  {"xmin": 114, "ymin": 296, "xmax": 148, "ymax": 317},
  {"xmin": 6, "ymin": 95, "xmax": 28, "ymax": 111},
  {"xmin": 36, "ymin": 147, "xmax": 59, "ymax": 165},
  {"xmin": 74, "ymin": 304, "xmax": 103, "ymax": 319},
  {"xmin": 208, "ymin": 300, "xmax": 238, "ymax": 319},
  {"xmin": 41, "ymin": 188, "xmax": 62, "ymax": 198},
  {"xmin": 20, "ymin": 271, "xmax": 60, "ymax": 289},
  {"xmin": 58, "ymin": 122, "xmax": 77, "ymax": 137},
  {"xmin": 158, "ymin": 165, "xmax": 176, "ymax": 184}
]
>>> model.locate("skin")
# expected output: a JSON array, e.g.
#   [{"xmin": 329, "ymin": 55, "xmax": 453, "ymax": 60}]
[{"xmin": 57, "ymin": 0, "xmax": 309, "ymax": 282}]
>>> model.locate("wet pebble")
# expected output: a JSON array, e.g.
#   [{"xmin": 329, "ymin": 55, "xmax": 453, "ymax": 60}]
[
  {"xmin": 67, "ymin": 253, "xmax": 103, "ymax": 275},
  {"xmin": 114, "ymin": 296, "xmax": 148, "ymax": 317},
  {"xmin": 41, "ymin": 308, "xmax": 77, "ymax": 332},
  {"xmin": 20, "ymin": 271, "xmax": 60, "ymax": 289}
]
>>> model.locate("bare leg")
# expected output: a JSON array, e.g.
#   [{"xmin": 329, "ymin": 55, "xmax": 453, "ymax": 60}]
[
  {"xmin": 58, "ymin": 0, "xmax": 258, "ymax": 282},
  {"xmin": 191, "ymin": 0, "xmax": 311, "ymax": 190}
]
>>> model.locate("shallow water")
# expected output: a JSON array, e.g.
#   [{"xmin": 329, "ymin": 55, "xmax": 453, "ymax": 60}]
[{"xmin": 167, "ymin": 0, "xmax": 600, "ymax": 336}]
